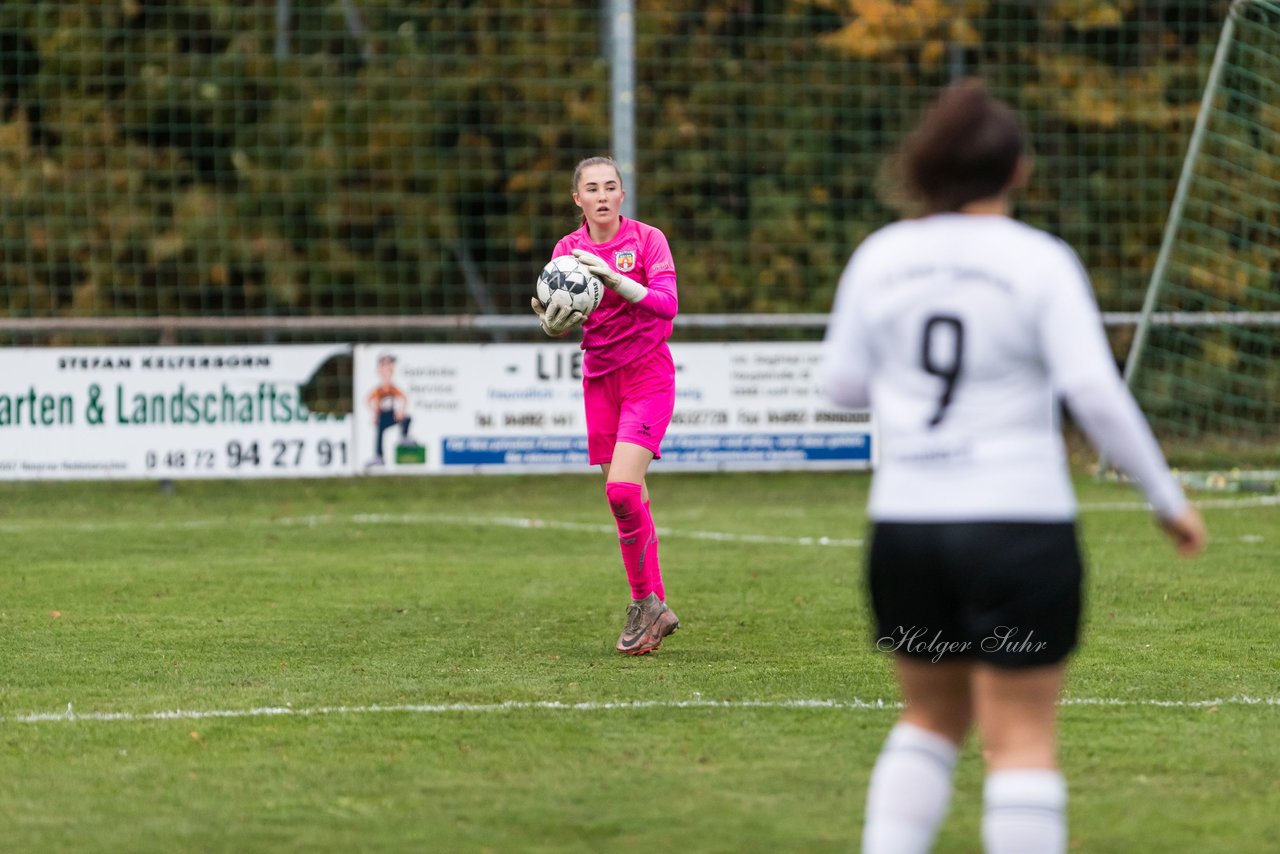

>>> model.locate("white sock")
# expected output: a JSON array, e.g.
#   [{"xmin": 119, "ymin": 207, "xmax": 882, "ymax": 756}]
[
  {"xmin": 982, "ymin": 769, "xmax": 1067, "ymax": 854},
  {"xmin": 862, "ymin": 722, "xmax": 959, "ymax": 854}
]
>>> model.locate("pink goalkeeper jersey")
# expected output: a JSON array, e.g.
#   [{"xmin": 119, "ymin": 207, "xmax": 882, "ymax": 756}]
[{"xmin": 552, "ymin": 216, "xmax": 679, "ymax": 378}]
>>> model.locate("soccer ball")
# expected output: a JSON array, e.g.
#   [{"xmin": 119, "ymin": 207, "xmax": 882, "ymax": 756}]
[{"xmin": 536, "ymin": 255, "xmax": 604, "ymax": 316}]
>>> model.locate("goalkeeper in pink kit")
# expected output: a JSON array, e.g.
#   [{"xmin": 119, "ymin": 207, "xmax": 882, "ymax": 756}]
[{"xmin": 532, "ymin": 155, "xmax": 680, "ymax": 655}]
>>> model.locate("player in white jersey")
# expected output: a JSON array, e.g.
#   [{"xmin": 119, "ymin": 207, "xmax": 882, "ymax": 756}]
[{"xmin": 821, "ymin": 80, "xmax": 1206, "ymax": 854}]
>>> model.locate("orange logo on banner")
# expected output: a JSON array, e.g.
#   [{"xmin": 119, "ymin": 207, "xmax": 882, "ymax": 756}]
[{"xmin": 614, "ymin": 250, "xmax": 636, "ymax": 273}]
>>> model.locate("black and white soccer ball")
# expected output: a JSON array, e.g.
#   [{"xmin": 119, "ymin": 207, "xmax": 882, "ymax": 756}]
[{"xmin": 536, "ymin": 255, "xmax": 604, "ymax": 316}]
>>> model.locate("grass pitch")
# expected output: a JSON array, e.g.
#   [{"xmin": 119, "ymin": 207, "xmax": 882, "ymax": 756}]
[{"xmin": 1, "ymin": 472, "xmax": 1277, "ymax": 852}]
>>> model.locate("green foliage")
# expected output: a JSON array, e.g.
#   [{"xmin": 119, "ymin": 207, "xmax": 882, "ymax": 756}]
[{"xmin": 0, "ymin": 1, "xmax": 1238, "ymax": 323}]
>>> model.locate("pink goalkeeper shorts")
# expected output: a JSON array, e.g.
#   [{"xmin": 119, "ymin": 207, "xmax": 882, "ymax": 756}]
[{"xmin": 583, "ymin": 343, "xmax": 675, "ymax": 465}]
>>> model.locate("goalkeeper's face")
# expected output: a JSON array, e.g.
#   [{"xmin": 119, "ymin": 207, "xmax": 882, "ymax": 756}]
[{"xmin": 573, "ymin": 163, "xmax": 625, "ymax": 228}]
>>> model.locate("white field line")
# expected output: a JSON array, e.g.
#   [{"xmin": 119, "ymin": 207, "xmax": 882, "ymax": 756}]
[
  {"xmin": 0, "ymin": 489, "xmax": 1272, "ymax": 547},
  {"xmin": 0, "ymin": 490, "xmax": 1273, "ymax": 541},
  {"xmin": 4, "ymin": 695, "xmax": 1277, "ymax": 725},
  {"xmin": 0, "ymin": 512, "xmax": 866, "ymax": 548},
  {"xmin": 340, "ymin": 513, "xmax": 865, "ymax": 548},
  {"xmin": 1079, "ymin": 494, "xmax": 1280, "ymax": 511}
]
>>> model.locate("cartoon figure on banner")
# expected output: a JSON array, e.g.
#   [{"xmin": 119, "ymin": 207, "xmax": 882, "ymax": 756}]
[{"xmin": 366, "ymin": 353, "xmax": 424, "ymax": 467}]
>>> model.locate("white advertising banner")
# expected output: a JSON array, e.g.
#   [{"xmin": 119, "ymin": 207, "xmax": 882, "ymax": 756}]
[
  {"xmin": 0, "ymin": 345, "xmax": 353, "ymax": 480},
  {"xmin": 353, "ymin": 342, "xmax": 872, "ymax": 475}
]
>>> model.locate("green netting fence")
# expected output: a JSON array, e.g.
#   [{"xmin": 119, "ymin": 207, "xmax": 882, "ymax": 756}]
[
  {"xmin": 3, "ymin": 1, "xmax": 1274, "ymax": 463},
  {"xmin": 0, "ymin": 1, "xmax": 1234, "ymax": 339}
]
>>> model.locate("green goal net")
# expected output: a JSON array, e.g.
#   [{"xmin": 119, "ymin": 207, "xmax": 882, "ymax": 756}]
[
  {"xmin": 0, "ymin": 2, "xmax": 1256, "ymax": 445},
  {"xmin": 0, "ymin": 2, "xmax": 1231, "ymax": 344},
  {"xmin": 1123, "ymin": 0, "xmax": 1280, "ymax": 480}
]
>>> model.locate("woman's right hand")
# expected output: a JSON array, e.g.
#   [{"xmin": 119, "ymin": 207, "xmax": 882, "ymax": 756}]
[
  {"xmin": 1159, "ymin": 507, "xmax": 1207, "ymax": 556},
  {"xmin": 532, "ymin": 296, "xmax": 584, "ymax": 337}
]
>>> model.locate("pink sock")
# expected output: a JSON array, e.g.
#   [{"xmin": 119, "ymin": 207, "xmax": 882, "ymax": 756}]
[
  {"xmin": 644, "ymin": 499, "xmax": 665, "ymax": 602},
  {"xmin": 605, "ymin": 481, "xmax": 650, "ymax": 600}
]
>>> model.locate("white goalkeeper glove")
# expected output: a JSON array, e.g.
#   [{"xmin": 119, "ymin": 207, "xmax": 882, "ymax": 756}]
[
  {"xmin": 531, "ymin": 296, "xmax": 584, "ymax": 337},
  {"xmin": 572, "ymin": 249, "xmax": 649, "ymax": 304}
]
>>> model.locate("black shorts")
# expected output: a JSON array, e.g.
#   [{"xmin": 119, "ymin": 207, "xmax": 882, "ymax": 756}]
[{"xmin": 867, "ymin": 521, "xmax": 1084, "ymax": 668}]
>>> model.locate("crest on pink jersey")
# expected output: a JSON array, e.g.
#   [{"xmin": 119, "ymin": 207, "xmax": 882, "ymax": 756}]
[{"xmin": 614, "ymin": 250, "xmax": 636, "ymax": 273}]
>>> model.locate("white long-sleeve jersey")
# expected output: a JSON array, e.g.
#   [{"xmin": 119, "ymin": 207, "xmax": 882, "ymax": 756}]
[{"xmin": 821, "ymin": 213, "xmax": 1187, "ymax": 523}]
